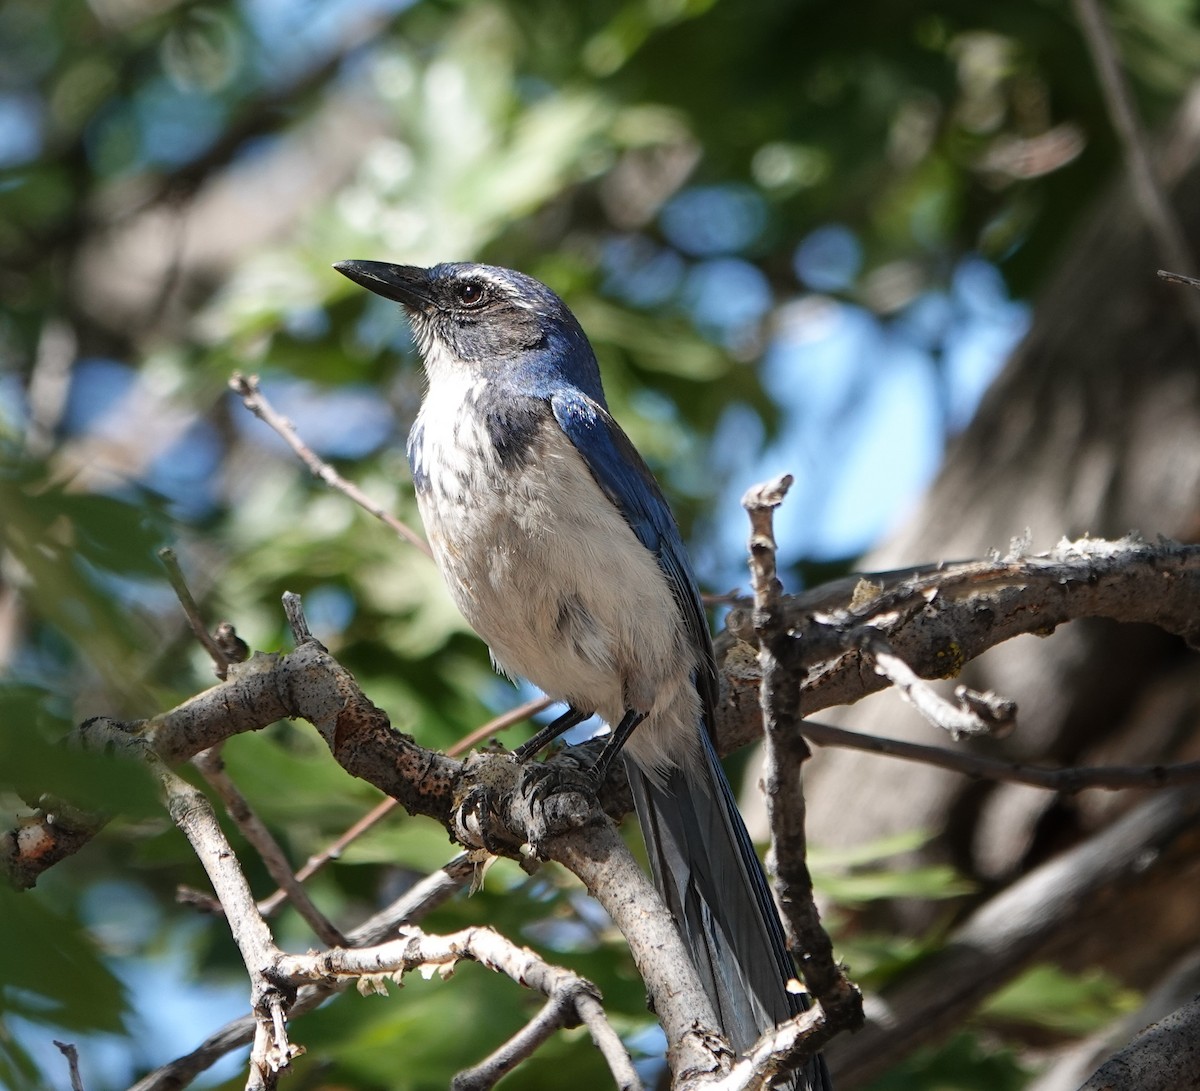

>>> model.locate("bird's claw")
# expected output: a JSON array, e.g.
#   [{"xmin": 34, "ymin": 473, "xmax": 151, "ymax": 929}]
[{"xmin": 513, "ymin": 757, "xmax": 602, "ymax": 852}]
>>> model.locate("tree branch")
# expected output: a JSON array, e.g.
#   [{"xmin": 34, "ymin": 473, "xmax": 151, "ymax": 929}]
[
  {"xmin": 742, "ymin": 475, "xmax": 860, "ymax": 1064},
  {"xmin": 7, "ymin": 539, "xmax": 1198, "ymax": 894},
  {"xmin": 230, "ymin": 373, "xmax": 432, "ymax": 558},
  {"xmin": 798, "ymin": 718, "xmax": 1200, "ymax": 792},
  {"xmin": 6, "ymin": 537, "xmax": 1198, "ymax": 1088},
  {"xmin": 717, "ymin": 536, "xmax": 1200, "ymax": 751},
  {"xmin": 859, "ymin": 631, "xmax": 1016, "ymax": 740},
  {"xmin": 277, "ymin": 924, "xmax": 640, "ymax": 1090},
  {"xmin": 192, "ymin": 746, "xmax": 347, "ymax": 946},
  {"xmin": 145, "ymin": 754, "xmax": 298, "ymax": 1086},
  {"xmin": 129, "ymin": 854, "xmax": 478, "ymax": 1091},
  {"xmin": 520, "ymin": 799, "xmax": 731, "ymax": 1085}
]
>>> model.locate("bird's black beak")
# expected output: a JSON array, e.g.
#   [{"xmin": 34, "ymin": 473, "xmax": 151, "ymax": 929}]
[{"xmin": 333, "ymin": 260, "xmax": 433, "ymax": 310}]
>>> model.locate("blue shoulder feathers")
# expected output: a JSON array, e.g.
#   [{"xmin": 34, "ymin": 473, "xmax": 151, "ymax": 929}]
[{"xmin": 550, "ymin": 389, "xmax": 718, "ymax": 715}]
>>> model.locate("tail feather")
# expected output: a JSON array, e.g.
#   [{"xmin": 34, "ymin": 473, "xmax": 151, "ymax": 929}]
[{"xmin": 626, "ymin": 733, "xmax": 831, "ymax": 1091}]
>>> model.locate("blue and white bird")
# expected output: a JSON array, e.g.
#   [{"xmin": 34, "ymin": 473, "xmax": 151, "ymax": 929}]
[{"xmin": 335, "ymin": 258, "xmax": 830, "ymax": 1090}]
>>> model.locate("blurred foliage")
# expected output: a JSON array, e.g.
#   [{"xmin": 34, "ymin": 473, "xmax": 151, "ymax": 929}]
[
  {"xmin": 811, "ymin": 829, "xmax": 977, "ymax": 908},
  {"xmin": 1, "ymin": 0, "xmax": 1195, "ymax": 1086},
  {"xmin": 983, "ymin": 965, "xmax": 1140, "ymax": 1037},
  {"xmin": 866, "ymin": 1031, "xmax": 1031, "ymax": 1091}
]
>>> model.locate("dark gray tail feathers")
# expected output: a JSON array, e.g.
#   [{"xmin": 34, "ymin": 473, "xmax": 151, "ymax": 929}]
[{"xmin": 626, "ymin": 734, "xmax": 831, "ymax": 1091}]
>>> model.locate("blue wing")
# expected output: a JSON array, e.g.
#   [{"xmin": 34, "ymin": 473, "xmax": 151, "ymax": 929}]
[{"xmin": 550, "ymin": 389, "xmax": 719, "ymax": 718}]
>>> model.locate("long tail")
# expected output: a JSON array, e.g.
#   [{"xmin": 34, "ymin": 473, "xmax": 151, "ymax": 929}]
[{"xmin": 626, "ymin": 732, "xmax": 832, "ymax": 1091}]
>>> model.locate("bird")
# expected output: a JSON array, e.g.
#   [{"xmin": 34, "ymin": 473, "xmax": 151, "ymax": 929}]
[{"xmin": 334, "ymin": 258, "xmax": 830, "ymax": 1090}]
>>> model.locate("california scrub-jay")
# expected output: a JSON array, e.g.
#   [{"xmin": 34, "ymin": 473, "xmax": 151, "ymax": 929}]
[{"xmin": 335, "ymin": 258, "xmax": 830, "ymax": 1090}]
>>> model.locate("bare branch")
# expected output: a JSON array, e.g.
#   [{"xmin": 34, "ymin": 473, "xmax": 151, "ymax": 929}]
[
  {"xmin": 257, "ymin": 694, "xmax": 550, "ymax": 916},
  {"xmin": 9, "ymin": 538, "xmax": 1198, "ymax": 892},
  {"xmin": 145, "ymin": 638, "xmax": 459, "ymax": 811},
  {"xmin": 230, "ymin": 373, "xmax": 432, "ymax": 558},
  {"xmin": 130, "ymin": 854, "xmax": 478, "ymax": 1091},
  {"xmin": 717, "ymin": 537, "xmax": 1200, "ymax": 752},
  {"xmin": 146, "ymin": 754, "xmax": 298, "ymax": 1085},
  {"xmin": 158, "ymin": 547, "xmax": 232, "ymax": 678},
  {"xmin": 860, "ymin": 632, "xmax": 1016, "ymax": 740},
  {"xmin": 742, "ymin": 475, "xmax": 861, "ymax": 1070},
  {"xmin": 451, "ymin": 995, "xmax": 587, "ymax": 1091},
  {"xmin": 707, "ymin": 1007, "xmax": 829, "ymax": 1091},
  {"xmin": 281, "ymin": 591, "xmax": 314, "ymax": 645},
  {"xmin": 799, "ymin": 718, "xmax": 1200, "ymax": 792},
  {"xmin": 449, "ymin": 694, "xmax": 556, "ymax": 756},
  {"xmin": 192, "ymin": 746, "xmax": 346, "ymax": 946},
  {"xmin": 575, "ymin": 991, "xmax": 645, "ymax": 1091},
  {"xmin": 1157, "ymin": 268, "xmax": 1200, "ymax": 288},
  {"xmin": 277, "ymin": 924, "xmax": 639, "ymax": 1091},
  {"xmin": 545, "ymin": 817, "xmax": 729, "ymax": 1084},
  {"xmin": 53, "ymin": 1041, "xmax": 85, "ymax": 1091}
]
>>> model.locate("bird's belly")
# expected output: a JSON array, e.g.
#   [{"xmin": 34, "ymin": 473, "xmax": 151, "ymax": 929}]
[{"xmin": 415, "ymin": 428, "xmax": 698, "ymax": 748}]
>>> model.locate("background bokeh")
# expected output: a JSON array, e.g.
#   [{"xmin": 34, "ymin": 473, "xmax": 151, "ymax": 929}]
[{"xmin": 3, "ymin": 1, "xmax": 1200, "ymax": 1088}]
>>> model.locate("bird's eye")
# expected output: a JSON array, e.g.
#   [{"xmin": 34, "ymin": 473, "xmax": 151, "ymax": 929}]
[{"xmin": 457, "ymin": 281, "xmax": 485, "ymax": 307}]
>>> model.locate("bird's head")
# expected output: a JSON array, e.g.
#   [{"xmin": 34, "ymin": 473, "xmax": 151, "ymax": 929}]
[{"xmin": 334, "ymin": 259, "xmax": 603, "ymax": 400}]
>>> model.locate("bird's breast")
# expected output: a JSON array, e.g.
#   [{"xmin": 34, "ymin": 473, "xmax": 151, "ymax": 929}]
[{"xmin": 408, "ymin": 380, "xmax": 700, "ymax": 762}]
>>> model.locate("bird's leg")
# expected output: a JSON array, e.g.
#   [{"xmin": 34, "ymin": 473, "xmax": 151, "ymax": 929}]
[
  {"xmin": 587, "ymin": 708, "xmax": 647, "ymax": 786},
  {"xmin": 511, "ymin": 706, "xmax": 593, "ymax": 762},
  {"xmin": 518, "ymin": 707, "xmax": 643, "ymax": 816}
]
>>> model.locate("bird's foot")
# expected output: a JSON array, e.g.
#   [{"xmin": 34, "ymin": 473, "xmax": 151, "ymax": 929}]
[
  {"xmin": 512, "ymin": 751, "xmax": 603, "ymax": 854},
  {"xmin": 452, "ymin": 748, "xmax": 602, "ymax": 861},
  {"xmin": 452, "ymin": 750, "xmax": 522, "ymax": 856}
]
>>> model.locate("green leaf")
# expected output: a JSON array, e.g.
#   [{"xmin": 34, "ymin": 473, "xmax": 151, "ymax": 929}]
[
  {"xmin": 867, "ymin": 1030, "xmax": 1030, "ymax": 1091},
  {"xmin": 816, "ymin": 863, "xmax": 975, "ymax": 905},
  {"xmin": 0, "ymin": 886, "xmax": 129, "ymax": 1034},
  {"xmin": 811, "ymin": 830, "xmax": 975, "ymax": 904},
  {"xmin": 0, "ymin": 685, "xmax": 160, "ymax": 817},
  {"xmin": 982, "ymin": 964, "xmax": 1140, "ymax": 1036}
]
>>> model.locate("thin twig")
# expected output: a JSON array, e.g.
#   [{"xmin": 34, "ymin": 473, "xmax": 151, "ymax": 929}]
[
  {"xmin": 192, "ymin": 746, "xmax": 346, "ymax": 946},
  {"xmin": 860, "ymin": 632, "xmax": 1016, "ymax": 739},
  {"xmin": 1158, "ymin": 269, "xmax": 1200, "ymax": 289},
  {"xmin": 53, "ymin": 1041, "xmax": 85, "ymax": 1091},
  {"xmin": 230, "ymin": 373, "xmax": 432, "ymax": 557},
  {"xmin": 159, "ymin": 548, "xmax": 233, "ymax": 678},
  {"xmin": 799, "ymin": 718, "xmax": 1200, "ymax": 792},
  {"xmin": 281, "ymin": 591, "xmax": 313, "ymax": 645},
  {"xmin": 451, "ymin": 995, "xmax": 588, "ymax": 1091},
  {"xmin": 1071, "ymin": 0, "xmax": 1200, "ymax": 344},
  {"xmin": 257, "ymin": 798, "xmax": 400, "ymax": 918},
  {"xmin": 277, "ymin": 924, "xmax": 637, "ymax": 1088},
  {"xmin": 575, "ymin": 992, "xmax": 643, "ymax": 1091},
  {"xmin": 448, "ymin": 695, "xmax": 556, "ymax": 757},
  {"xmin": 150, "ymin": 756, "xmax": 298, "ymax": 1085}
]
